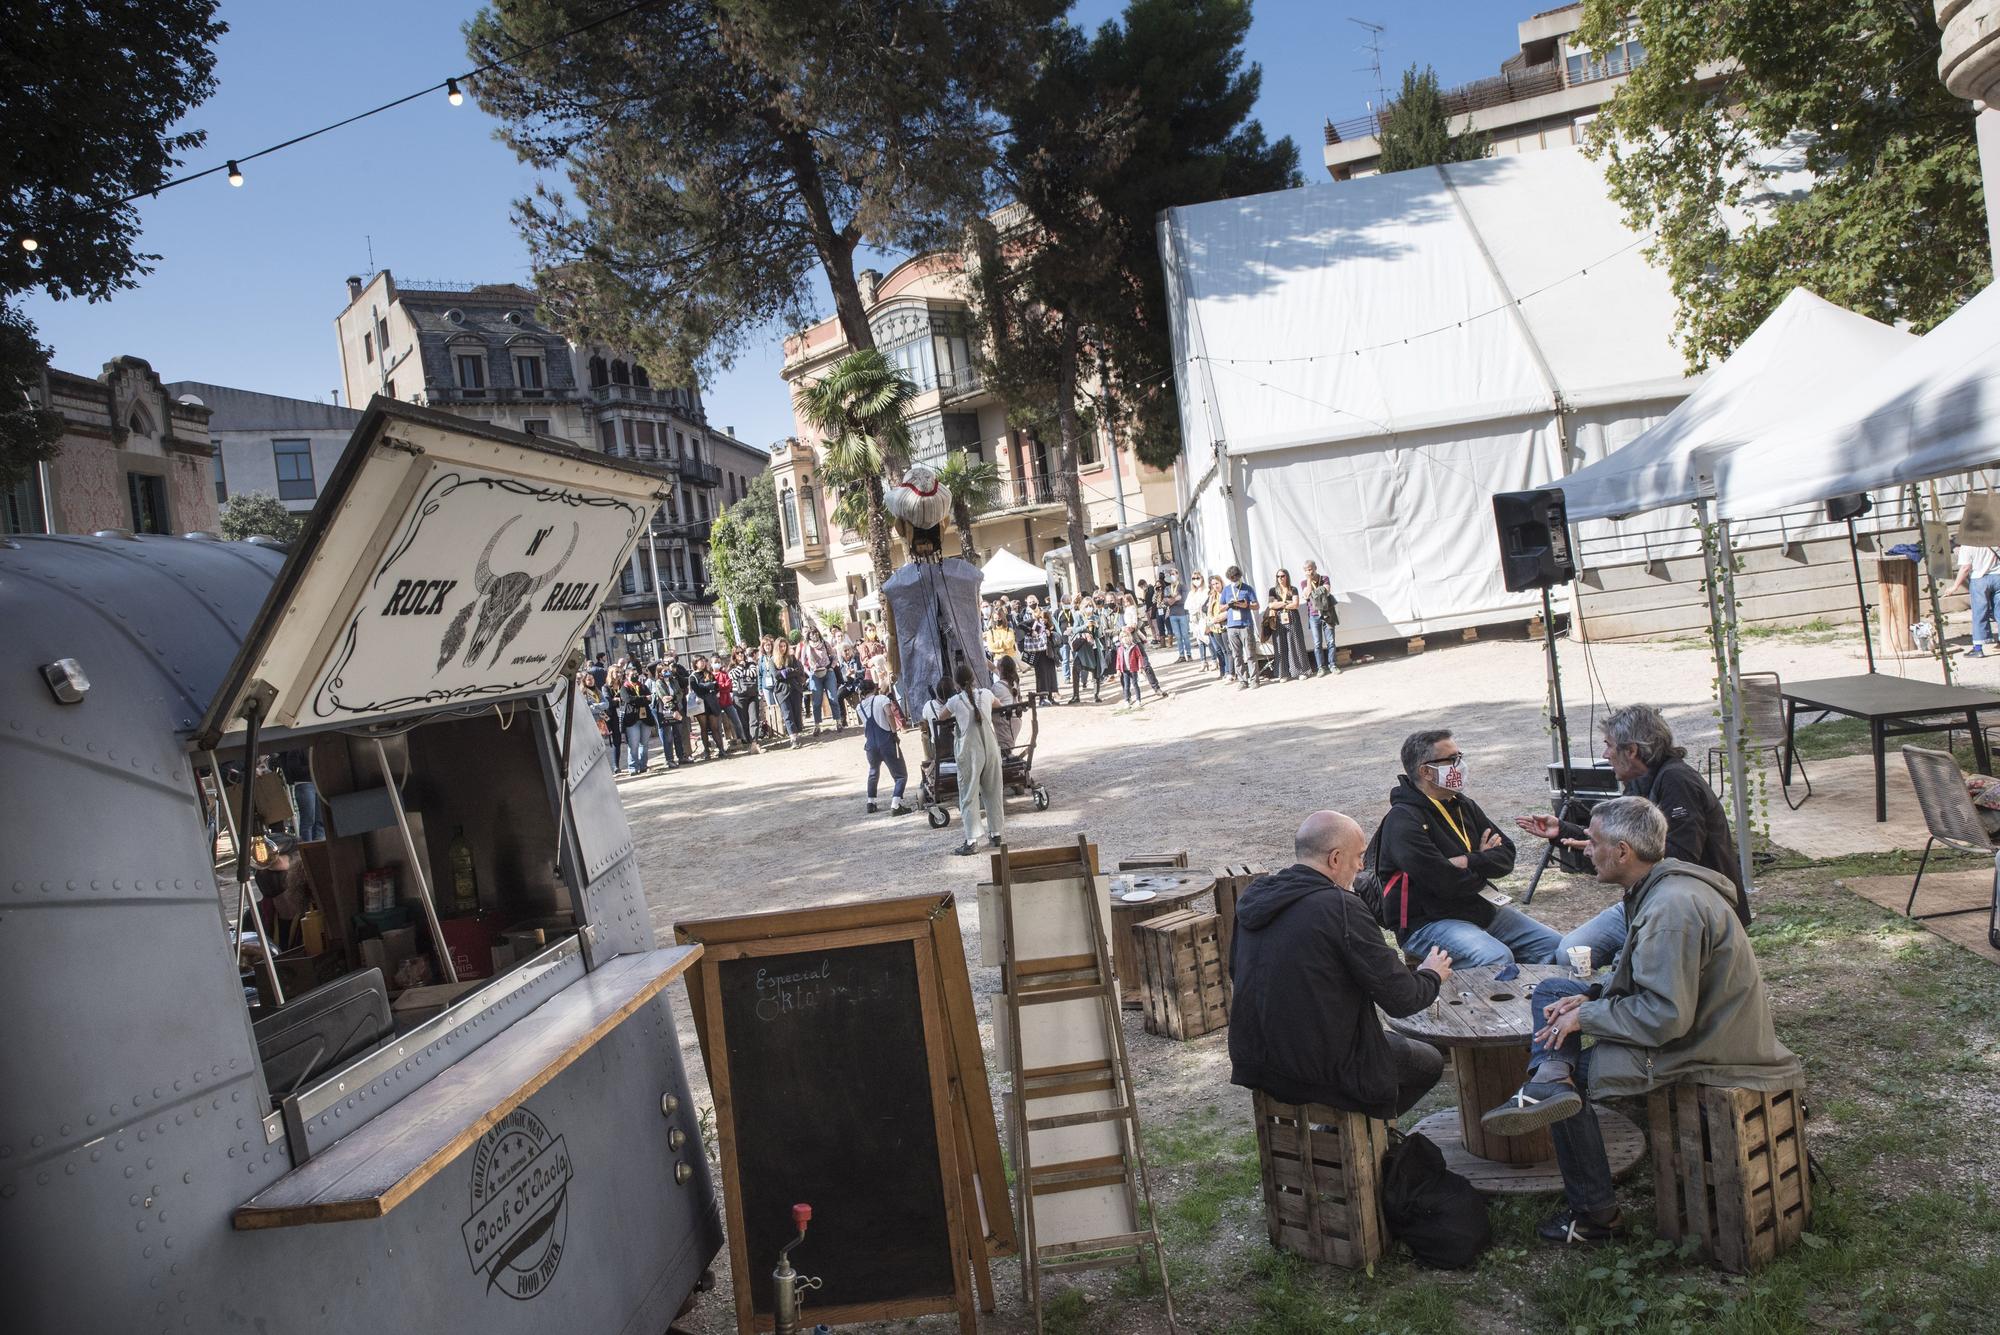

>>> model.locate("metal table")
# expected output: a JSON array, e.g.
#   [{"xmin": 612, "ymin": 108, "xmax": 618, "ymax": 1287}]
[
  {"xmin": 1108, "ymin": 869, "xmax": 1216, "ymax": 1006},
  {"xmin": 1781, "ymin": 674, "xmax": 2000, "ymax": 821},
  {"xmin": 1384, "ymin": 964, "xmax": 1644, "ymax": 1194}
]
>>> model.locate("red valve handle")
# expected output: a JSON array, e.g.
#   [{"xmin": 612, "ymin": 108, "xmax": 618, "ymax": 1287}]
[{"xmin": 793, "ymin": 1203, "xmax": 813, "ymax": 1231}]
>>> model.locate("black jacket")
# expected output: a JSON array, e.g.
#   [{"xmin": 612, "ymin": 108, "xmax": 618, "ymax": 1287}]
[
  {"xmin": 1560, "ymin": 753, "xmax": 1745, "ymax": 909},
  {"xmin": 1376, "ymin": 776, "xmax": 1516, "ymax": 937},
  {"xmin": 1227, "ymin": 862, "xmax": 1443, "ymax": 1118}
]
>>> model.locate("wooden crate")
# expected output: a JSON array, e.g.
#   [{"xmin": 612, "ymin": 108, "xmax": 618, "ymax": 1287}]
[
  {"xmin": 1647, "ymin": 1083, "xmax": 1811, "ymax": 1273},
  {"xmin": 1251, "ymin": 1092, "xmax": 1389, "ymax": 1269},
  {"xmin": 1118, "ymin": 852, "xmax": 1189, "ymax": 870},
  {"xmin": 1135, "ymin": 909, "xmax": 1228, "ymax": 1040},
  {"xmin": 1212, "ymin": 866, "xmax": 1259, "ymax": 1004}
]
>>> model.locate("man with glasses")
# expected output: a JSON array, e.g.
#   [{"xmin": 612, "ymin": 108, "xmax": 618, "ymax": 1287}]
[
  {"xmin": 1219, "ymin": 564, "xmax": 1261, "ymax": 690},
  {"xmin": 1376, "ymin": 729, "xmax": 1562, "ymax": 968}
]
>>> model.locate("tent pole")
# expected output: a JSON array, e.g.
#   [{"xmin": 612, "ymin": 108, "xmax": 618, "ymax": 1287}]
[
  {"xmin": 1915, "ymin": 483, "xmax": 1956, "ymax": 685},
  {"xmin": 1698, "ymin": 499, "xmax": 1756, "ymax": 920},
  {"xmin": 1847, "ymin": 516, "xmax": 1876, "ymax": 673}
]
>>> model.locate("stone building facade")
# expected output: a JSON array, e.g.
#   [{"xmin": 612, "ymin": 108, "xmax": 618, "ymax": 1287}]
[{"xmin": 5, "ymin": 357, "xmax": 218, "ymax": 537}]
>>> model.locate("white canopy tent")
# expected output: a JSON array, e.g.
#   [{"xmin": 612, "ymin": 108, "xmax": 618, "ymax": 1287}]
[
  {"xmin": 1160, "ymin": 146, "xmax": 1695, "ymax": 642},
  {"xmin": 1558, "ymin": 289, "xmax": 1917, "ymax": 523},
  {"xmin": 1705, "ymin": 281, "xmax": 2000, "ymax": 519},
  {"xmin": 979, "ymin": 546, "xmax": 1051, "ymax": 595}
]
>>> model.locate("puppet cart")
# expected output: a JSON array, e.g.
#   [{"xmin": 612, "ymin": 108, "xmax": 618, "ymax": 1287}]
[{"xmin": 919, "ymin": 699, "xmax": 1051, "ymax": 827}]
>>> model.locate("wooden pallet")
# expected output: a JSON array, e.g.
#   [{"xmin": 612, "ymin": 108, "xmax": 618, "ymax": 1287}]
[
  {"xmin": 1251, "ymin": 1093, "xmax": 1390, "ymax": 1270},
  {"xmin": 1135, "ymin": 909, "xmax": 1229, "ymax": 1040},
  {"xmin": 997, "ymin": 837, "xmax": 1177, "ymax": 1334},
  {"xmin": 1117, "ymin": 851, "xmax": 1190, "ymax": 870},
  {"xmin": 1648, "ymin": 1083, "xmax": 1811, "ymax": 1273}
]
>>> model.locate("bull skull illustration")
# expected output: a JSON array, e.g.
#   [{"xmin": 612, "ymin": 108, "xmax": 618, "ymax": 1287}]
[{"xmin": 435, "ymin": 516, "xmax": 579, "ymax": 672}]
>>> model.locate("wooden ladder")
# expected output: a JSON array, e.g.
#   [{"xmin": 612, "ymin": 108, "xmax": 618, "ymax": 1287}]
[{"xmin": 997, "ymin": 835, "xmax": 1177, "ymax": 1334}]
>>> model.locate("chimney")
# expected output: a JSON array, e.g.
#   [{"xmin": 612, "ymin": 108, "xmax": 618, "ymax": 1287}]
[
  {"xmin": 345, "ymin": 275, "xmax": 364, "ymax": 302},
  {"xmin": 857, "ymin": 268, "xmax": 881, "ymax": 307}
]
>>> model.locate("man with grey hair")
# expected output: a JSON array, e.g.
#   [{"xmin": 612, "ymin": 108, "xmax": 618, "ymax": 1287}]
[
  {"xmin": 1516, "ymin": 703, "xmax": 1746, "ymax": 969},
  {"xmin": 1481, "ymin": 796, "xmax": 1800, "ymax": 1246},
  {"xmin": 1228, "ymin": 811, "xmax": 1453, "ymax": 1118}
]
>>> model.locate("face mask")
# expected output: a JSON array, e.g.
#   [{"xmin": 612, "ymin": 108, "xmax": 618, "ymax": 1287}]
[{"xmin": 1427, "ymin": 758, "xmax": 1467, "ymax": 791}]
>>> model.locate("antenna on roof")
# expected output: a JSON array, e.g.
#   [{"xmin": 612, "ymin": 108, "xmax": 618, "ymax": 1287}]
[
  {"xmin": 365, "ymin": 234, "xmax": 376, "ymax": 275},
  {"xmin": 1349, "ymin": 17, "xmax": 1388, "ymax": 122}
]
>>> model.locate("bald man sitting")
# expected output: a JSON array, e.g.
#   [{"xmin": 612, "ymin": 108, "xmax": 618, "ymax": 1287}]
[{"xmin": 1229, "ymin": 811, "xmax": 1454, "ymax": 1119}]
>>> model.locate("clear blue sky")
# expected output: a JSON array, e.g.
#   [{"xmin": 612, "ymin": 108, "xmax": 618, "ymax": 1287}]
[{"xmin": 19, "ymin": 0, "xmax": 1515, "ymax": 451}]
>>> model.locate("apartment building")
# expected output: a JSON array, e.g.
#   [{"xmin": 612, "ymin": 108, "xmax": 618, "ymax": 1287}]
[{"xmin": 165, "ymin": 381, "xmax": 361, "ymax": 515}]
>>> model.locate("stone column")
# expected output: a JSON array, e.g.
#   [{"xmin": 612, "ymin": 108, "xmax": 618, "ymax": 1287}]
[{"xmin": 1938, "ymin": 0, "xmax": 2000, "ymax": 263}]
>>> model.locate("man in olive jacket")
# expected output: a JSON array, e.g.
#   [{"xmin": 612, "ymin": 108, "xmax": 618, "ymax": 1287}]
[
  {"xmin": 1228, "ymin": 811, "xmax": 1454, "ymax": 1119},
  {"xmin": 1481, "ymin": 796, "xmax": 1802, "ymax": 1246}
]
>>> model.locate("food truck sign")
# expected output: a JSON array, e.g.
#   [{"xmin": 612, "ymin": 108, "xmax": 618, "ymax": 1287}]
[{"xmin": 198, "ymin": 400, "xmax": 669, "ymax": 743}]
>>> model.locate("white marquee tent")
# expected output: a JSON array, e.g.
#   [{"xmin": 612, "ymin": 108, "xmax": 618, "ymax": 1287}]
[
  {"xmin": 979, "ymin": 546, "xmax": 1051, "ymax": 594},
  {"xmin": 1161, "ymin": 146, "xmax": 1695, "ymax": 642},
  {"xmin": 1557, "ymin": 288, "xmax": 1917, "ymax": 523}
]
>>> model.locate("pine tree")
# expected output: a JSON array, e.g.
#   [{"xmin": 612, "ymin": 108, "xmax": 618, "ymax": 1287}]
[{"xmin": 1375, "ymin": 65, "xmax": 1489, "ymax": 175}]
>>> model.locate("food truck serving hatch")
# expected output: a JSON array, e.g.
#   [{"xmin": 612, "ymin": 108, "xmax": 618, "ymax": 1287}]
[{"xmin": 196, "ymin": 396, "xmax": 669, "ymax": 747}]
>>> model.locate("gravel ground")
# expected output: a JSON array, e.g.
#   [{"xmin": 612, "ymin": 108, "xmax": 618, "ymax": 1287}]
[{"xmin": 630, "ymin": 627, "xmax": 1906, "ymax": 1333}]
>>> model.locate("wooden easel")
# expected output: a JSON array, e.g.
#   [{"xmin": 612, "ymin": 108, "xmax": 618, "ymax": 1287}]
[
  {"xmin": 677, "ymin": 893, "xmax": 1010, "ymax": 1331},
  {"xmin": 995, "ymin": 837, "xmax": 1176, "ymax": 1334}
]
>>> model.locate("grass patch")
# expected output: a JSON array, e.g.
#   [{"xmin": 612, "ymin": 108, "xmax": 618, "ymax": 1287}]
[{"xmin": 1786, "ymin": 713, "xmax": 1984, "ymax": 771}]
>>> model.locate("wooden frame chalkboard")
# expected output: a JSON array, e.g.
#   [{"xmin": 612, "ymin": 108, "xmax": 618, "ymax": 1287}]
[{"xmin": 677, "ymin": 896, "xmax": 992, "ymax": 1334}]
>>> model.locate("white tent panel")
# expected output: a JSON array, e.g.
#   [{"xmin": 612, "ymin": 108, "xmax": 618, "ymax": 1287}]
[
  {"xmin": 1709, "ymin": 281, "xmax": 2000, "ymax": 520},
  {"xmin": 1560, "ymin": 289, "xmax": 1916, "ymax": 523},
  {"xmin": 980, "ymin": 546, "xmax": 1050, "ymax": 593}
]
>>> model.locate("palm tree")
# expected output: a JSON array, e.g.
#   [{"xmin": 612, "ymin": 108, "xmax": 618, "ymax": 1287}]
[
  {"xmin": 796, "ymin": 349, "xmax": 920, "ymax": 661},
  {"xmin": 934, "ymin": 449, "xmax": 1002, "ymax": 563}
]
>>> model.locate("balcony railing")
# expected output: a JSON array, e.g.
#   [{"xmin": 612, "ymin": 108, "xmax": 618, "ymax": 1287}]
[
  {"xmin": 674, "ymin": 456, "xmax": 723, "ymax": 486},
  {"xmin": 1325, "ymin": 57, "xmax": 1594, "ymax": 146},
  {"xmin": 991, "ymin": 474, "xmax": 1059, "ymax": 511},
  {"xmin": 590, "ymin": 382, "xmax": 689, "ymax": 408},
  {"xmin": 422, "ymin": 384, "xmax": 578, "ymax": 406},
  {"xmin": 937, "ymin": 365, "xmax": 984, "ymax": 402}
]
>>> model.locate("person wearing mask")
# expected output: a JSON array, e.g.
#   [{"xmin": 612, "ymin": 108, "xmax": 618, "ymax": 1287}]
[
  {"xmin": 800, "ymin": 627, "xmax": 845, "ymax": 733},
  {"xmin": 1481, "ymin": 797, "xmax": 1800, "ymax": 1246},
  {"xmin": 858, "ymin": 622, "xmax": 887, "ymax": 684},
  {"xmin": 1067, "ymin": 601, "xmax": 1107, "ymax": 704},
  {"xmin": 1302, "ymin": 561, "xmax": 1340, "ymax": 677},
  {"xmin": 1202, "ymin": 575, "xmax": 1231, "ymax": 679},
  {"xmin": 757, "ymin": 637, "xmax": 782, "ymax": 741},
  {"xmin": 770, "ymin": 639, "xmax": 806, "ymax": 748},
  {"xmin": 727, "ymin": 649, "xmax": 761, "ymax": 748},
  {"xmin": 1229, "ymin": 810, "xmax": 1452, "ymax": 1120},
  {"xmin": 1220, "ymin": 566, "xmax": 1261, "ymax": 689},
  {"xmin": 1166, "ymin": 572, "xmax": 1194, "ymax": 663},
  {"xmin": 856, "ymin": 679, "xmax": 913, "ymax": 816},
  {"xmin": 945, "ymin": 662, "xmax": 1005, "ymax": 856},
  {"xmin": 985, "ymin": 605, "xmax": 1019, "ymax": 663},
  {"xmin": 651, "ymin": 663, "xmax": 689, "ymax": 769},
  {"xmin": 1025, "ymin": 601, "xmax": 1060, "ymax": 704},
  {"xmin": 689, "ymin": 657, "xmax": 728, "ymax": 758},
  {"xmin": 1377, "ymin": 729, "xmax": 1562, "ymax": 968},
  {"xmin": 1266, "ymin": 568, "xmax": 1309, "ymax": 682},
  {"xmin": 1138, "ymin": 579, "xmax": 1160, "ymax": 643},
  {"xmin": 1949, "ymin": 534, "xmax": 2000, "ymax": 656},
  {"xmin": 1514, "ymin": 704, "xmax": 1745, "ymax": 969},
  {"xmin": 618, "ymin": 674, "xmax": 652, "ymax": 776}
]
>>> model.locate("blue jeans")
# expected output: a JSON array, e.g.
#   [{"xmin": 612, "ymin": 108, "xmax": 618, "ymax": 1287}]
[
  {"xmin": 1308, "ymin": 615, "xmax": 1337, "ymax": 672},
  {"xmin": 808, "ymin": 668, "xmax": 845, "ymax": 727},
  {"xmin": 1170, "ymin": 612, "xmax": 1192, "ymax": 659},
  {"xmin": 1527, "ymin": 978, "xmax": 1616, "ymax": 1215},
  {"xmin": 1974, "ymin": 572, "xmax": 2000, "ymax": 648},
  {"xmin": 623, "ymin": 721, "xmax": 649, "ymax": 772},
  {"xmin": 1120, "ymin": 669, "xmax": 1141, "ymax": 704},
  {"xmin": 654, "ymin": 708, "xmax": 688, "ymax": 765},
  {"xmin": 1401, "ymin": 905, "xmax": 1561, "ymax": 968},
  {"xmin": 292, "ymin": 781, "xmax": 324, "ymax": 841},
  {"xmin": 1209, "ymin": 630, "xmax": 1230, "ymax": 676},
  {"xmin": 866, "ymin": 740, "xmax": 907, "ymax": 800},
  {"xmin": 1560, "ymin": 903, "xmax": 1627, "ymax": 971}
]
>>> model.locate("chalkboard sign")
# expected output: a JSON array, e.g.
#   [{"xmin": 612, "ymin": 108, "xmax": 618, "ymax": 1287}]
[
  {"xmin": 718, "ymin": 940, "xmax": 955, "ymax": 1315},
  {"xmin": 678, "ymin": 901, "xmax": 982, "ymax": 1335}
]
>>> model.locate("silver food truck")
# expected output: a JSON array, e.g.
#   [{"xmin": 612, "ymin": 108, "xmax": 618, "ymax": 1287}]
[{"xmin": 1, "ymin": 401, "xmax": 722, "ymax": 1333}]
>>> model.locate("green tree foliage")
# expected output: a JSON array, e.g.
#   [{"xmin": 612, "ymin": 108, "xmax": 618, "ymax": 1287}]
[
  {"xmin": 795, "ymin": 349, "xmax": 915, "ymax": 599},
  {"xmin": 971, "ymin": 0, "xmax": 1301, "ymax": 566},
  {"xmin": 1579, "ymin": 0, "xmax": 1988, "ymax": 369},
  {"xmin": 934, "ymin": 447, "xmax": 1000, "ymax": 562},
  {"xmin": 0, "ymin": 0, "xmax": 226, "ymax": 489},
  {"xmin": 707, "ymin": 470, "xmax": 792, "ymax": 640},
  {"xmin": 466, "ymin": 0, "xmax": 1058, "ymax": 384},
  {"xmin": 217, "ymin": 492, "xmax": 304, "ymax": 545},
  {"xmin": 1374, "ymin": 64, "xmax": 1489, "ymax": 174}
]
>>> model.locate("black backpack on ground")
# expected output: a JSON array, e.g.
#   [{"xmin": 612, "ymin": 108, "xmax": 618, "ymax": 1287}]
[{"xmin": 1379, "ymin": 1130, "xmax": 1491, "ymax": 1269}]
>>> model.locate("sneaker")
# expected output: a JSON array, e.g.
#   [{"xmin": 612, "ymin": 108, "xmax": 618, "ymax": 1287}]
[
  {"xmin": 989, "ymin": 834, "xmax": 1002, "ymax": 847},
  {"xmin": 867, "ymin": 802, "xmax": 879, "ymax": 814},
  {"xmin": 951, "ymin": 842, "xmax": 977, "ymax": 856},
  {"xmin": 1536, "ymin": 1206, "xmax": 1625, "ymax": 1246},
  {"xmin": 890, "ymin": 801, "xmax": 913, "ymax": 816},
  {"xmin": 1971, "ymin": 646, "xmax": 1988, "ymax": 658},
  {"xmin": 1481, "ymin": 1080, "xmax": 1583, "ymax": 1137}
]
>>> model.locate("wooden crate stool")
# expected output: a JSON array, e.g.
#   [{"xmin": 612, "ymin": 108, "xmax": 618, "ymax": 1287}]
[
  {"xmin": 1135, "ymin": 909, "xmax": 1228, "ymax": 1039},
  {"xmin": 1119, "ymin": 851, "xmax": 1190, "ymax": 870},
  {"xmin": 1251, "ymin": 1091, "xmax": 1390, "ymax": 1269},
  {"xmin": 1647, "ymin": 1083, "xmax": 1811, "ymax": 1273}
]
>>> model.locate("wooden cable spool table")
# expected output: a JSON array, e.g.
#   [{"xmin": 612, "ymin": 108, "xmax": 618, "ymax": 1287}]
[
  {"xmin": 1383, "ymin": 963, "xmax": 1645, "ymax": 1194},
  {"xmin": 1108, "ymin": 869, "xmax": 1216, "ymax": 1006}
]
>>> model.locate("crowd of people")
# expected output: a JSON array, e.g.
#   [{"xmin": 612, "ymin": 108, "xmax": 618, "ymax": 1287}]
[
  {"xmin": 1228, "ymin": 702, "xmax": 1796, "ymax": 1250},
  {"xmin": 575, "ymin": 619, "xmax": 892, "ymax": 775}
]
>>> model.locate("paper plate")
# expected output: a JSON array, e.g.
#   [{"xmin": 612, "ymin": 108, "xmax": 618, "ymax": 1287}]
[{"xmin": 1118, "ymin": 888, "xmax": 1158, "ymax": 902}]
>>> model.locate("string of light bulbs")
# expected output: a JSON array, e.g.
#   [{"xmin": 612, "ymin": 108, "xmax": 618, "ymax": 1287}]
[{"xmin": 13, "ymin": 0, "xmax": 668, "ymax": 254}]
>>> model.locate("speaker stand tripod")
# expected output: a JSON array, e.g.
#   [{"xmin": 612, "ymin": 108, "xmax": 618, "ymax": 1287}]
[{"xmin": 1522, "ymin": 583, "xmax": 1575, "ymax": 907}]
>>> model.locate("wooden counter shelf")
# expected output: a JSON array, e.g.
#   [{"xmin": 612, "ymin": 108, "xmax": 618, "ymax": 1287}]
[{"xmin": 233, "ymin": 945, "xmax": 701, "ymax": 1230}]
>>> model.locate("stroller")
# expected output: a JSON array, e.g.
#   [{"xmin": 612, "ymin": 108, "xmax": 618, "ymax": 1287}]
[{"xmin": 919, "ymin": 696, "xmax": 1052, "ymax": 828}]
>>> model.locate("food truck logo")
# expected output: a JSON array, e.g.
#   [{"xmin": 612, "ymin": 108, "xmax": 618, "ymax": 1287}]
[
  {"xmin": 436, "ymin": 516, "xmax": 580, "ymax": 672},
  {"xmin": 462, "ymin": 1107, "xmax": 573, "ymax": 1300}
]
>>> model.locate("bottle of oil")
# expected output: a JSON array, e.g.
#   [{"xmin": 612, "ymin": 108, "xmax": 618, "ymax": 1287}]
[{"xmin": 448, "ymin": 826, "xmax": 478, "ymax": 913}]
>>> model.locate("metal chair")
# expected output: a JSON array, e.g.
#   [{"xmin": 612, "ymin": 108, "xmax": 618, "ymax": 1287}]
[
  {"xmin": 1706, "ymin": 671, "xmax": 1810, "ymax": 811},
  {"xmin": 1899, "ymin": 746, "xmax": 2000, "ymax": 934}
]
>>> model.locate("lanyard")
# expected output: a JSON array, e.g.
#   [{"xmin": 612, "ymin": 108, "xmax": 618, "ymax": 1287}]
[{"xmin": 1425, "ymin": 794, "xmax": 1472, "ymax": 853}]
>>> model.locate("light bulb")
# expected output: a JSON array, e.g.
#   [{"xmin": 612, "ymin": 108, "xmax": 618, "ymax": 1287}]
[
  {"xmin": 20, "ymin": 236, "xmax": 37, "ymax": 252},
  {"xmin": 227, "ymin": 160, "xmax": 243, "ymax": 187},
  {"xmin": 446, "ymin": 77, "xmax": 463, "ymax": 106}
]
